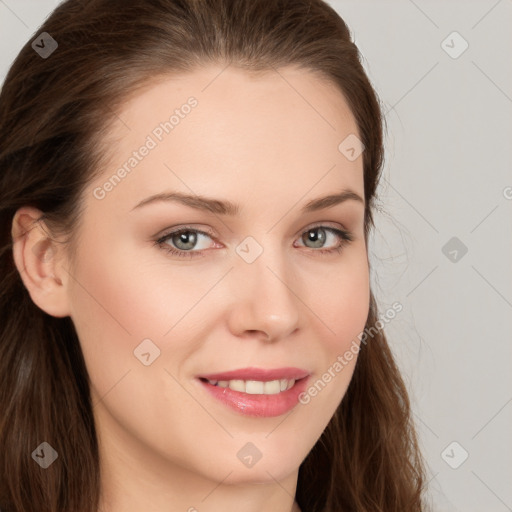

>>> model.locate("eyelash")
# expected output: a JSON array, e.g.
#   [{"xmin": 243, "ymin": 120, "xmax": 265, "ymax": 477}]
[{"xmin": 153, "ymin": 224, "xmax": 354, "ymax": 259}]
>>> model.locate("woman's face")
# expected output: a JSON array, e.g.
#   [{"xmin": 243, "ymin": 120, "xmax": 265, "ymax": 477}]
[{"xmin": 64, "ymin": 65, "xmax": 369, "ymax": 495}]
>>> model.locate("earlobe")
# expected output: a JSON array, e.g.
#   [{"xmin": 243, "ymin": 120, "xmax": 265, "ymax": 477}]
[{"xmin": 11, "ymin": 206, "xmax": 72, "ymax": 318}]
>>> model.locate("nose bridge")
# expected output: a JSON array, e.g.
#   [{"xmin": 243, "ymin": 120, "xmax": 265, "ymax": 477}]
[{"xmin": 228, "ymin": 234, "xmax": 301, "ymax": 339}]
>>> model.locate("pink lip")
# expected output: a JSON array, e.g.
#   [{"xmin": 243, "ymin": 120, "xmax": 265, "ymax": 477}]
[
  {"xmin": 195, "ymin": 367, "xmax": 311, "ymax": 418},
  {"xmin": 197, "ymin": 366, "xmax": 310, "ymax": 381}
]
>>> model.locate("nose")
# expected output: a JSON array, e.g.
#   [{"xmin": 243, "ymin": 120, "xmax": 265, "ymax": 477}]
[{"xmin": 226, "ymin": 246, "xmax": 301, "ymax": 342}]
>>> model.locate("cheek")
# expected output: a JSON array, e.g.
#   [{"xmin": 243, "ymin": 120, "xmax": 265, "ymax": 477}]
[
  {"xmin": 298, "ymin": 247, "xmax": 369, "ymax": 407},
  {"xmin": 68, "ymin": 235, "xmax": 206, "ymax": 338},
  {"xmin": 66, "ymin": 231, "xmax": 234, "ymax": 403},
  {"xmin": 65, "ymin": 237, "xmax": 181, "ymax": 393},
  {"xmin": 308, "ymin": 246, "xmax": 370, "ymax": 351}
]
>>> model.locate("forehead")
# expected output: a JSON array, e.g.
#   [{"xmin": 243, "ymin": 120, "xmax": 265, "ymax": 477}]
[{"xmin": 90, "ymin": 64, "xmax": 364, "ymax": 214}]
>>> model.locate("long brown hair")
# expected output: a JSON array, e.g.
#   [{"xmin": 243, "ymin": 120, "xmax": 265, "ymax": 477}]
[{"xmin": 0, "ymin": 1, "xmax": 427, "ymax": 510}]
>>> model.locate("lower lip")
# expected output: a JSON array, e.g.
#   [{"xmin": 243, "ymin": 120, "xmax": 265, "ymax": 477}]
[{"xmin": 197, "ymin": 377, "xmax": 310, "ymax": 417}]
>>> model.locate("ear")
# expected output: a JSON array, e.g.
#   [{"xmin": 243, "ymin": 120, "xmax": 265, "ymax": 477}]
[{"xmin": 11, "ymin": 206, "xmax": 72, "ymax": 318}]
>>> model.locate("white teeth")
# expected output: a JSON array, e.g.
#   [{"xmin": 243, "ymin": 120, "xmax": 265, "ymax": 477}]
[
  {"xmin": 206, "ymin": 378, "xmax": 296, "ymax": 394},
  {"xmin": 245, "ymin": 380, "xmax": 264, "ymax": 394},
  {"xmin": 263, "ymin": 380, "xmax": 281, "ymax": 395},
  {"xmin": 228, "ymin": 379, "xmax": 245, "ymax": 392}
]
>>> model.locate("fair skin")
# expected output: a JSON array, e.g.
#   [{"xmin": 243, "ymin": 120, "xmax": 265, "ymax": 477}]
[{"xmin": 12, "ymin": 64, "xmax": 369, "ymax": 512}]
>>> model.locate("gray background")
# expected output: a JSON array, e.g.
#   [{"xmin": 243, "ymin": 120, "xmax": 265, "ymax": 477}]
[{"xmin": 1, "ymin": 1, "xmax": 511, "ymax": 510}]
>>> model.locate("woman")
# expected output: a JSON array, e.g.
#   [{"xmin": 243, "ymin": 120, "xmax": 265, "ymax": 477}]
[{"xmin": 0, "ymin": 0, "xmax": 427, "ymax": 511}]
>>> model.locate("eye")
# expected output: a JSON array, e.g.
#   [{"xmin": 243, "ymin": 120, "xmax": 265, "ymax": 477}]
[
  {"xmin": 154, "ymin": 227, "xmax": 216, "ymax": 259},
  {"xmin": 154, "ymin": 224, "xmax": 354, "ymax": 259},
  {"xmin": 294, "ymin": 225, "xmax": 354, "ymax": 255}
]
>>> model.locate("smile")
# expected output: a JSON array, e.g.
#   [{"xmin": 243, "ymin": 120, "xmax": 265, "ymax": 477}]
[{"xmin": 195, "ymin": 367, "xmax": 311, "ymax": 417}]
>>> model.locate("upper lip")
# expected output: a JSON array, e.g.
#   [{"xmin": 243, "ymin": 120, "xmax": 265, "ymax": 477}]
[{"xmin": 197, "ymin": 367, "xmax": 310, "ymax": 382}]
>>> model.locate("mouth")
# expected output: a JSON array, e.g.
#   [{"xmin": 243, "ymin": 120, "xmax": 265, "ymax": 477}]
[{"xmin": 195, "ymin": 367, "xmax": 311, "ymax": 417}]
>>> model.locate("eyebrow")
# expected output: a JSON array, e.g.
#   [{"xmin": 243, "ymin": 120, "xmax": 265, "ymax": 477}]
[{"xmin": 130, "ymin": 188, "xmax": 364, "ymax": 215}]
